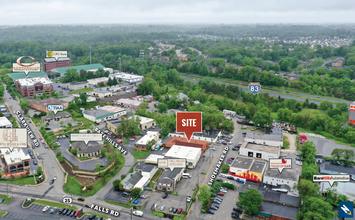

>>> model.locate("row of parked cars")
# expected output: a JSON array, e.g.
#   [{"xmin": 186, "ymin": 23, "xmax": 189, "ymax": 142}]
[{"xmin": 231, "ymin": 206, "xmax": 243, "ymax": 219}]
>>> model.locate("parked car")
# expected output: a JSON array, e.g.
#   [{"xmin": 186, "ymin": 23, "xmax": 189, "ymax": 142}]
[
  {"xmin": 49, "ymin": 179, "xmax": 55, "ymax": 185},
  {"xmin": 220, "ymin": 189, "xmax": 227, "ymax": 193},
  {"xmin": 33, "ymin": 160, "xmax": 38, "ymax": 165},
  {"xmin": 133, "ymin": 200, "xmax": 140, "ymax": 204},
  {"xmin": 132, "ymin": 136, "xmax": 137, "ymax": 138},
  {"xmin": 44, "ymin": 145, "xmax": 48, "ymax": 149},
  {"xmin": 74, "ymin": 211, "xmax": 79, "ymax": 217},
  {"xmin": 88, "ymin": 214, "xmax": 96, "ymax": 219},
  {"xmin": 169, "ymin": 207, "xmax": 174, "ymax": 212},
  {"xmin": 210, "ymin": 206, "xmax": 218, "ymax": 210},
  {"xmin": 139, "ymin": 195, "xmax": 146, "ymax": 199},
  {"xmin": 173, "ymin": 208, "xmax": 178, "ymax": 213},
  {"xmin": 31, "ymin": 155, "xmax": 35, "ymax": 159},
  {"xmin": 70, "ymin": 210, "xmax": 76, "ymax": 217},
  {"xmin": 216, "ymin": 178, "xmax": 223, "ymax": 182},
  {"xmin": 42, "ymin": 206, "xmax": 50, "ymax": 212},
  {"xmin": 232, "ymin": 147, "xmax": 239, "ymax": 151},
  {"xmin": 177, "ymin": 208, "xmax": 183, "ymax": 214},
  {"xmin": 214, "ymin": 197, "xmax": 223, "ymax": 202},
  {"xmin": 28, "ymin": 149, "xmax": 31, "ymax": 153},
  {"xmin": 187, "ymin": 196, "xmax": 191, "ymax": 202},
  {"xmin": 122, "ymin": 192, "xmax": 130, "ymax": 197},
  {"xmin": 58, "ymin": 208, "xmax": 65, "ymax": 214},
  {"xmin": 213, "ymin": 200, "xmax": 221, "ymax": 204},
  {"xmin": 296, "ymin": 157, "xmax": 303, "ymax": 161},
  {"xmin": 217, "ymin": 192, "xmax": 224, "ymax": 196},
  {"xmin": 227, "ymin": 176, "xmax": 235, "ymax": 180},
  {"xmin": 77, "ymin": 197, "xmax": 85, "ymax": 201},
  {"xmin": 162, "ymin": 193, "xmax": 168, "ymax": 199},
  {"xmin": 37, "ymin": 155, "xmax": 41, "ymax": 159},
  {"xmin": 211, "ymin": 203, "xmax": 219, "ymax": 208},
  {"xmin": 66, "ymin": 209, "xmax": 73, "ymax": 216},
  {"xmin": 49, "ymin": 207, "xmax": 58, "ymax": 214},
  {"xmin": 233, "ymin": 206, "xmax": 243, "ymax": 212},
  {"xmin": 160, "ymin": 205, "xmax": 165, "ymax": 211},
  {"xmin": 207, "ymin": 210, "xmax": 215, "ymax": 214},
  {"xmin": 61, "ymin": 208, "xmax": 68, "ymax": 215},
  {"xmin": 231, "ymin": 211, "xmax": 240, "ymax": 218}
]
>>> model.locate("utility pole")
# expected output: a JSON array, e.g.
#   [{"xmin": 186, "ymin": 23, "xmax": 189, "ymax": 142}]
[
  {"xmin": 139, "ymin": 50, "xmax": 144, "ymax": 75},
  {"xmin": 33, "ymin": 169, "xmax": 37, "ymax": 185},
  {"xmin": 89, "ymin": 45, "xmax": 92, "ymax": 65},
  {"xmin": 119, "ymin": 53, "xmax": 122, "ymax": 72},
  {"xmin": 130, "ymin": 207, "xmax": 133, "ymax": 220}
]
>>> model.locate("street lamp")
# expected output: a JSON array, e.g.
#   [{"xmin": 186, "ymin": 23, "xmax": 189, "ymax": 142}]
[{"xmin": 130, "ymin": 207, "xmax": 133, "ymax": 220}]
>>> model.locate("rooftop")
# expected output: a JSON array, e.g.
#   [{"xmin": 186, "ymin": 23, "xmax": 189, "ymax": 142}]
[
  {"xmin": 3, "ymin": 149, "xmax": 30, "ymax": 166},
  {"xmin": 110, "ymin": 73, "xmax": 143, "ymax": 79},
  {"xmin": 41, "ymin": 111, "xmax": 71, "ymax": 120},
  {"xmin": 159, "ymin": 167, "xmax": 184, "ymax": 180},
  {"xmin": 145, "ymin": 154, "xmax": 164, "ymax": 164},
  {"xmin": 99, "ymin": 106, "xmax": 125, "ymax": 113},
  {"xmin": 7, "ymin": 71, "xmax": 48, "ymax": 80},
  {"xmin": 124, "ymin": 171, "xmax": 143, "ymax": 186},
  {"xmin": 30, "ymin": 98, "xmax": 68, "ymax": 107},
  {"xmin": 319, "ymin": 161, "xmax": 355, "ymax": 175},
  {"xmin": 87, "ymin": 77, "xmax": 109, "ymax": 83},
  {"xmin": 264, "ymin": 162, "xmax": 300, "ymax": 182},
  {"xmin": 263, "ymin": 190, "xmax": 300, "ymax": 207},
  {"xmin": 116, "ymin": 98, "xmax": 142, "ymax": 106},
  {"xmin": 50, "ymin": 63, "xmax": 105, "ymax": 74},
  {"xmin": 250, "ymin": 160, "xmax": 267, "ymax": 173},
  {"xmin": 92, "ymin": 88, "xmax": 111, "ymax": 93},
  {"xmin": 72, "ymin": 141, "xmax": 102, "ymax": 154},
  {"xmin": 164, "ymin": 145, "xmax": 201, "ymax": 160},
  {"xmin": 106, "ymin": 119, "xmax": 121, "ymax": 127},
  {"xmin": 136, "ymin": 131, "xmax": 159, "ymax": 146},
  {"xmin": 43, "ymin": 57, "xmax": 70, "ymax": 62},
  {"xmin": 0, "ymin": 117, "xmax": 12, "ymax": 126},
  {"xmin": 129, "ymin": 116, "xmax": 154, "ymax": 125},
  {"xmin": 241, "ymin": 142, "xmax": 280, "ymax": 154},
  {"xmin": 134, "ymin": 161, "xmax": 156, "ymax": 173},
  {"xmin": 165, "ymin": 136, "xmax": 209, "ymax": 151},
  {"xmin": 259, "ymin": 201, "xmax": 300, "ymax": 220},
  {"xmin": 68, "ymin": 81, "xmax": 88, "ymax": 85},
  {"xmin": 245, "ymin": 128, "xmax": 283, "ymax": 143},
  {"xmin": 170, "ymin": 129, "xmax": 220, "ymax": 139},
  {"xmin": 17, "ymin": 77, "xmax": 52, "ymax": 87},
  {"xmin": 231, "ymin": 156, "xmax": 254, "ymax": 170},
  {"xmin": 83, "ymin": 109, "xmax": 113, "ymax": 119}
]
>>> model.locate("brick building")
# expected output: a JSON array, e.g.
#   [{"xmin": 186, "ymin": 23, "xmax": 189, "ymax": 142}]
[
  {"xmin": 349, "ymin": 101, "xmax": 355, "ymax": 124},
  {"xmin": 42, "ymin": 57, "xmax": 71, "ymax": 73},
  {"xmin": 16, "ymin": 77, "xmax": 53, "ymax": 97},
  {"xmin": 30, "ymin": 98, "xmax": 69, "ymax": 113},
  {"xmin": 165, "ymin": 136, "xmax": 209, "ymax": 153}
]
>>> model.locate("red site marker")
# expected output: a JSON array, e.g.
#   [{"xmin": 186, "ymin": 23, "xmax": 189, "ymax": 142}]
[{"xmin": 176, "ymin": 112, "xmax": 202, "ymax": 142}]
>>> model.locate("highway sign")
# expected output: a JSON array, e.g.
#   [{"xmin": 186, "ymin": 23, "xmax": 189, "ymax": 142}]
[
  {"xmin": 62, "ymin": 197, "xmax": 72, "ymax": 204},
  {"xmin": 248, "ymin": 82, "xmax": 261, "ymax": 94}
]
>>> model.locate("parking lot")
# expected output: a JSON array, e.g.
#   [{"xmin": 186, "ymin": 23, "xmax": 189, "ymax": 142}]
[
  {"xmin": 143, "ymin": 191, "xmax": 187, "ymax": 217},
  {"xmin": 105, "ymin": 188, "xmax": 130, "ymax": 204},
  {"xmin": 307, "ymin": 136, "xmax": 355, "ymax": 157}
]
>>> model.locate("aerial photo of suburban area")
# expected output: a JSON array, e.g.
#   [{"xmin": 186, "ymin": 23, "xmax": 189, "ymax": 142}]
[{"xmin": 0, "ymin": 0, "xmax": 354, "ymax": 220}]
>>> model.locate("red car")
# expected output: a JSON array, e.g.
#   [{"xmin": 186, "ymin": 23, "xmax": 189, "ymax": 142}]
[
  {"xmin": 132, "ymin": 136, "xmax": 136, "ymax": 138},
  {"xmin": 116, "ymin": 138, "xmax": 121, "ymax": 142},
  {"xmin": 109, "ymin": 133, "xmax": 114, "ymax": 136},
  {"xmin": 177, "ymin": 208, "xmax": 183, "ymax": 214},
  {"xmin": 74, "ymin": 211, "xmax": 79, "ymax": 217},
  {"xmin": 229, "ymin": 157, "xmax": 235, "ymax": 160},
  {"xmin": 34, "ymin": 110, "xmax": 39, "ymax": 112},
  {"xmin": 217, "ymin": 192, "xmax": 224, "ymax": 196}
]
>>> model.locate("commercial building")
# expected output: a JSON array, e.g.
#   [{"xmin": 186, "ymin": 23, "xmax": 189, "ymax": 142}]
[
  {"xmin": 156, "ymin": 168, "xmax": 184, "ymax": 192},
  {"xmin": 165, "ymin": 136, "xmax": 209, "ymax": 153},
  {"xmin": 41, "ymin": 112, "xmax": 72, "ymax": 124},
  {"xmin": 121, "ymin": 162, "xmax": 158, "ymax": 191},
  {"xmin": 229, "ymin": 156, "xmax": 267, "ymax": 182},
  {"xmin": 48, "ymin": 63, "xmax": 106, "ymax": 77},
  {"xmin": 135, "ymin": 131, "xmax": 160, "ymax": 151},
  {"xmin": 223, "ymin": 109, "xmax": 236, "ymax": 116},
  {"xmin": 164, "ymin": 145, "xmax": 201, "ymax": 168},
  {"xmin": 42, "ymin": 57, "xmax": 71, "ymax": 73},
  {"xmin": 106, "ymin": 119, "xmax": 121, "ymax": 133},
  {"xmin": 30, "ymin": 98, "xmax": 69, "ymax": 113},
  {"xmin": 263, "ymin": 161, "xmax": 301, "ymax": 189},
  {"xmin": 244, "ymin": 128, "xmax": 283, "ymax": 147},
  {"xmin": 109, "ymin": 72, "xmax": 143, "ymax": 83},
  {"xmin": 16, "ymin": 77, "xmax": 53, "ymax": 97},
  {"xmin": 145, "ymin": 154, "xmax": 164, "ymax": 164},
  {"xmin": 114, "ymin": 98, "xmax": 142, "ymax": 109},
  {"xmin": 87, "ymin": 77, "xmax": 109, "ymax": 87},
  {"xmin": 63, "ymin": 81, "xmax": 89, "ymax": 90},
  {"xmin": 349, "ymin": 101, "xmax": 355, "ymax": 124},
  {"xmin": 0, "ymin": 117, "xmax": 12, "ymax": 128},
  {"xmin": 1, "ymin": 149, "xmax": 31, "ymax": 175},
  {"xmin": 7, "ymin": 71, "xmax": 48, "ymax": 82},
  {"xmin": 89, "ymin": 88, "xmax": 112, "ymax": 98},
  {"xmin": 164, "ymin": 92, "xmax": 189, "ymax": 101},
  {"xmin": 129, "ymin": 116, "xmax": 156, "ymax": 130},
  {"xmin": 82, "ymin": 106, "xmax": 126, "ymax": 123},
  {"xmin": 239, "ymin": 142, "xmax": 280, "ymax": 160},
  {"xmin": 143, "ymin": 95, "xmax": 153, "ymax": 102},
  {"xmin": 121, "ymin": 171, "xmax": 143, "ymax": 191},
  {"xmin": 73, "ymin": 94, "xmax": 96, "ymax": 102},
  {"xmin": 71, "ymin": 141, "xmax": 102, "ymax": 158},
  {"xmin": 168, "ymin": 130, "xmax": 221, "ymax": 143}
]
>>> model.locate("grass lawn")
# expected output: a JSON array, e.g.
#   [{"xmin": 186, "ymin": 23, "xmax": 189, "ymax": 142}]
[
  {"xmin": 132, "ymin": 148, "xmax": 151, "ymax": 159},
  {"xmin": 283, "ymin": 135, "xmax": 290, "ymax": 149},
  {"xmin": 63, "ymin": 146, "xmax": 125, "ymax": 197},
  {"xmin": 174, "ymin": 215, "xmax": 186, "ymax": 220},
  {"xmin": 85, "ymin": 212, "xmax": 108, "ymax": 219},
  {"xmin": 0, "ymin": 98, "xmax": 5, "ymax": 104},
  {"xmin": 148, "ymin": 168, "xmax": 162, "ymax": 188},
  {"xmin": 68, "ymin": 88, "xmax": 93, "ymax": 94},
  {"xmin": 0, "ymin": 175, "xmax": 38, "ymax": 185},
  {"xmin": 104, "ymin": 199, "xmax": 131, "ymax": 208},
  {"xmin": 0, "ymin": 211, "xmax": 6, "ymax": 217},
  {"xmin": 151, "ymin": 210, "xmax": 164, "ymax": 217},
  {"xmin": 0, "ymin": 194, "xmax": 12, "ymax": 204},
  {"xmin": 78, "ymin": 157, "xmax": 90, "ymax": 161},
  {"xmin": 129, "ymin": 162, "xmax": 140, "ymax": 173},
  {"xmin": 34, "ymin": 199, "xmax": 76, "ymax": 209}
]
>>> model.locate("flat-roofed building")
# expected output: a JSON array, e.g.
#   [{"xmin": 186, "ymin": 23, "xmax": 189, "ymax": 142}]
[
  {"xmin": 89, "ymin": 88, "xmax": 112, "ymax": 98},
  {"xmin": 48, "ymin": 63, "xmax": 106, "ymax": 77},
  {"xmin": 135, "ymin": 131, "xmax": 159, "ymax": 151},
  {"xmin": 263, "ymin": 160, "xmax": 301, "ymax": 189},
  {"xmin": 229, "ymin": 156, "xmax": 267, "ymax": 182},
  {"xmin": 168, "ymin": 129, "xmax": 221, "ymax": 143},
  {"xmin": 30, "ymin": 98, "xmax": 69, "ymax": 113},
  {"xmin": 245, "ymin": 128, "xmax": 283, "ymax": 147},
  {"xmin": 41, "ymin": 112, "xmax": 72, "ymax": 124},
  {"xmin": 63, "ymin": 81, "xmax": 89, "ymax": 90},
  {"xmin": 109, "ymin": 72, "xmax": 143, "ymax": 83},
  {"xmin": 87, "ymin": 77, "xmax": 109, "ymax": 86},
  {"xmin": 129, "ymin": 116, "xmax": 155, "ymax": 130},
  {"xmin": 164, "ymin": 145, "xmax": 201, "ymax": 168},
  {"xmin": 145, "ymin": 154, "xmax": 164, "ymax": 164},
  {"xmin": 82, "ymin": 106, "xmax": 126, "ymax": 123},
  {"xmin": 0, "ymin": 117, "xmax": 12, "ymax": 128},
  {"xmin": 106, "ymin": 119, "xmax": 121, "ymax": 133},
  {"xmin": 239, "ymin": 142, "xmax": 280, "ymax": 160},
  {"xmin": 16, "ymin": 77, "xmax": 53, "ymax": 97},
  {"xmin": 165, "ymin": 136, "xmax": 209, "ymax": 153},
  {"xmin": 2, "ymin": 149, "xmax": 31, "ymax": 175},
  {"xmin": 114, "ymin": 98, "xmax": 142, "ymax": 109}
]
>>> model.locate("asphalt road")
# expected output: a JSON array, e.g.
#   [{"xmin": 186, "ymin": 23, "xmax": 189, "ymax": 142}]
[{"xmin": 182, "ymin": 74, "xmax": 352, "ymax": 105}]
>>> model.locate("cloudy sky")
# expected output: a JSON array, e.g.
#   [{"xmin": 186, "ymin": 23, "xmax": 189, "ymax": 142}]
[{"xmin": 1, "ymin": 0, "xmax": 354, "ymax": 25}]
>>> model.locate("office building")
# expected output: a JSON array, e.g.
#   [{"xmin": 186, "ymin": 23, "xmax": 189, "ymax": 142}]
[
  {"xmin": 0, "ymin": 117, "xmax": 12, "ymax": 128},
  {"xmin": 239, "ymin": 142, "xmax": 280, "ymax": 160},
  {"xmin": 42, "ymin": 57, "xmax": 71, "ymax": 73},
  {"xmin": 164, "ymin": 145, "xmax": 201, "ymax": 168},
  {"xmin": 30, "ymin": 98, "xmax": 69, "ymax": 113},
  {"xmin": 16, "ymin": 77, "xmax": 53, "ymax": 97}
]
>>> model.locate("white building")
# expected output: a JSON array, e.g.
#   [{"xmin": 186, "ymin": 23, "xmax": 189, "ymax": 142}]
[
  {"xmin": 168, "ymin": 130, "xmax": 221, "ymax": 143},
  {"xmin": 82, "ymin": 106, "xmax": 126, "ymax": 123},
  {"xmin": 89, "ymin": 88, "xmax": 112, "ymax": 98},
  {"xmin": 239, "ymin": 142, "xmax": 280, "ymax": 160},
  {"xmin": 244, "ymin": 128, "xmax": 283, "ymax": 147},
  {"xmin": 2, "ymin": 149, "xmax": 31, "ymax": 174},
  {"xmin": 115, "ymin": 98, "xmax": 142, "ymax": 109},
  {"xmin": 0, "ymin": 117, "xmax": 12, "ymax": 128},
  {"xmin": 135, "ymin": 131, "xmax": 159, "ymax": 150},
  {"xmin": 129, "ymin": 115, "xmax": 156, "ymax": 130},
  {"xmin": 63, "ymin": 81, "xmax": 89, "ymax": 90},
  {"xmin": 263, "ymin": 161, "xmax": 301, "ymax": 190},
  {"xmin": 110, "ymin": 72, "xmax": 143, "ymax": 83},
  {"xmin": 121, "ymin": 162, "xmax": 158, "ymax": 191},
  {"xmin": 73, "ymin": 94, "xmax": 96, "ymax": 102},
  {"xmin": 87, "ymin": 77, "xmax": 109, "ymax": 86},
  {"xmin": 223, "ymin": 109, "xmax": 236, "ymax": 116},
  {"xmin": 145, "ymin": 154, "xmax": 164, "ymax": 164},
  {"xmin": 164, "ymin": 145, "xmax": 201, "ymax": 168}
]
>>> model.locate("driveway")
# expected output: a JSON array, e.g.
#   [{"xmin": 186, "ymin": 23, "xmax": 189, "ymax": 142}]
[
  {"xmin": 283, "ymin": 132, "xmax": 297, "ymax": 152},
  {"xmin": 54, "ymin": 138, "xmax": 108, "ymax": 171}
]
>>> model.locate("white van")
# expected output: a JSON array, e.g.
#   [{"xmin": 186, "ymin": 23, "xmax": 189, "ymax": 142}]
[
  {"xmin": 182, "ymin": 173, "xmax": 191, "ymax": 179},
  {"xmin": 132, "ymin": 210, "xmax": 143, "ymax": 216}
]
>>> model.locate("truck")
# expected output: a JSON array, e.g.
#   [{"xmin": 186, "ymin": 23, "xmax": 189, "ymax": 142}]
[
  {"xmin": 300, "ymin": 135, "xmax": 307, "ymax": 144},
  {"xmin": 155, "ymin": 145, "xmax": 160, "ymax": 151}
]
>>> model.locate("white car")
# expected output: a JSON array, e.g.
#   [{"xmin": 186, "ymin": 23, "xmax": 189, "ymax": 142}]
[
  {"xmin": 160, "ymin": 147, "xmax": 165, "ymax": 151},
  {"xmin": 132, "ymin": 211, "xmax": 143, "ymax": 216},
  {"xmin": 224, "ymin": 181, "xmax": 232, "ymax": 184},
  {"xmin": 42, "ymin": 206, "xmax": 50, "ymax": 212},
  {"xmin": 220, "ymin": 189, "xmax": 227, "ymax": 193},
  {"xmin": 160, "ymin": 205, "xmax": 165, "ymax": 211}
]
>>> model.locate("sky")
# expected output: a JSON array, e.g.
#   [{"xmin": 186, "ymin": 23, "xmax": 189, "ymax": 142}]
[{"xmin": 1, "ymin": 0, "xmax": 355, "ymax": 25}]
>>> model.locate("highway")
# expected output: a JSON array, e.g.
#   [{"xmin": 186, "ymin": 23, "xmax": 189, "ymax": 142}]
[{"xmin": 181, "ymin": 74, "xmax": 352, "ymax": 105}]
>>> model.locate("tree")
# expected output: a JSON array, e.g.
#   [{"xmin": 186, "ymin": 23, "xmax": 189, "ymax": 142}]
[
  {"xmin": 197, "ymin": 185, "xmax": 211, "ymax": 207},
  {"xmin": 98, "ymin": 82, "xmax": 105, "ymax": 87},
  {"xmin": 331, "ymin": 148, "xmax": 344, "ymax": 161},
  {"xmin": 319, "ymin": 101, "xmax": 333, "ymax": 111},
  {"xmin": 113, "ymin": 179, "xmax": 121, "ymax": 189},
  {"xmin": 343, "ymin": 149, "xmax": 355, "ymax": 165},
  {"xmin": 36, "ymin": 166, "xmax": 43, "ymax": 175},
  {"xmin": 107, "ymin": 77, "xmax": 113, "ymax": 86},
  {"xmin": 297, "ymin": 197, "xmax": 337, "ymax": 220},
  {"xmin": 121, "ymin": 174, "xmax": 126, "ymax": 180},
  {"xmin": 336, "ymin": 102, "xmax": 349, "ymax": 111},
  {"xmin": 252, "ymin": 111, "xmax": 272, "ymax": 128},
  {"xmin": 70, "ymin": 148, "xmax": 77, "ymax": 155},
  {"xmin": 19, "ymin": 100, "xmax": 30, "ymax": 114},
  {"xmin": 55, "ymin": 72, "xmax": 60, "ymax": 78},
  {"xmin": 221, "ymin": 163, "xmax": 229, "ymax": 173},
  {"xmin": 101, "ymin": 148, "xmax": 107, "ymax": 156},
  {"xmin": 157, "ymin": 103, "xmax": 168, "ymax": 113},
  {"xmin": 79, "ymin": 93, "xmax": 88, "ymax": 105},
  {"xmin": 131, "ymin": 188, "xmax": 142, "ymax": 199},
  {"xmin": 113, "ymin": 77, "xmax": 118, "ymax": 85},
  {"xmin": 297, "ymin": 179, "xmax": 320, "ymax": 198},
  {"xmin": 237, "ymin": 188, "xmax": 263, "ymax": 215},
  {"xmin": 94, "ymin": 163, "xmax": 101, "ymax": 169}
]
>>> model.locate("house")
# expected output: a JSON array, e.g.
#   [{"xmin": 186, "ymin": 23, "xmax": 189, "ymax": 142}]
[
  {"xmin": 164, "ymin": 145, "xmax": 201, "ymax": 168},
  {"xmin": 134, "ymin": 161, "xmax": 158, "ymax": 179},
  {"xmin": 135, "ymin": 131, "xmax": 159, "ymax": 151},
  {"xmin": 207, "ymin": 65, "xmax": 217, "ymax": 73},
  {"xmin": 168, "ymin": 129, "xmax": 221, "ymax": 143},
  {"xmin": 244, "ymin": 128, "xmax": 283, "ymax": 147},
  {"xmin": 121, "ymin": 162, "xmax": 158, "ymax": 191},
  {"xmin": 121, "ymin": 171, "xmax": 143, "ymax": 191},
  {"xmin": 89, "ymin": 88, "xmax": 112, "ymax": 98},
  {"xmin": 332, "ymin": 57, "xmax": 345, "ymax": 67},
  {"xmin": 1, "ymin": 149, "xmax": 31, "ymax": 176},
  {"xmin": 41, "ymin": 112, "xmax": 72, "ymax": 124},
  {"xmin": 30, "ymin": 98, "xmax": 69, "ymax": 113},
  {"xmin": 165, "ymin": 136, "xmax": 209, "ymax": 153},
  {"xmin": 163, "ymin": 93, "xmax": 189, "ymax": 102},
  {"xmin": 156, "ymin": 168, "xmax": 184, "ymax": 192},
  {"xmin": 71, "ymin": 141, "xmax": 102, "ymax": 158}
]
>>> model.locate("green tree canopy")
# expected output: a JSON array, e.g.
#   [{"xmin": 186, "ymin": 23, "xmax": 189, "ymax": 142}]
[{"xmin": 237, "ymin": 188, "xmax": 263, "ymax": 215}]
